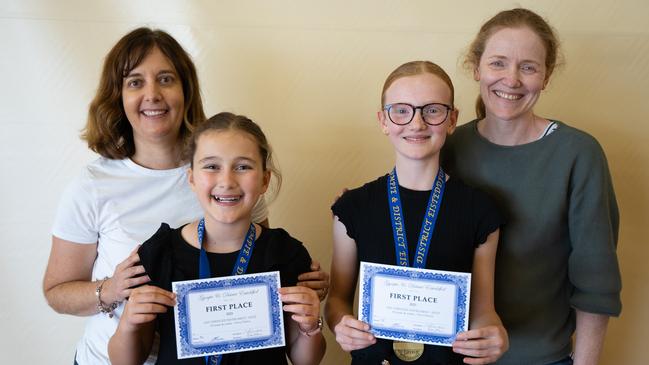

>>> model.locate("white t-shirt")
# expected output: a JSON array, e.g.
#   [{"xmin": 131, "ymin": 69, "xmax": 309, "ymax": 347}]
[{"xmin": 52, "ymin": 157, "xmax": 268, "ymax": 365}]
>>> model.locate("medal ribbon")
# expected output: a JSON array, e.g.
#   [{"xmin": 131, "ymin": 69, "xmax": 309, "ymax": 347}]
[
  {"xmin": 387, "ymin": 167, "xmax": 445, "ymax": 268},
  {"xmin": 197, "ymin": 218, "xmax": 256, "ymax": 365}
]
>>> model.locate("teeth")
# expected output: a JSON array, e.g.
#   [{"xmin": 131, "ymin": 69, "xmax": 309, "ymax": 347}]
[
  {"xmin": 494, "ymin": 91, "xmax": 522, "ymax": 100},
  {"xmin": 214, "ymin": 196, "xmax": 240, "ymax": 202},
  {"xmin": 142, "ymin": 110, "xmax": 166, "ymax": 116}
]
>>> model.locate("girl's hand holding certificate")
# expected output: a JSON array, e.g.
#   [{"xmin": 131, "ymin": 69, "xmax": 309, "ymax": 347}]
[
  {"xmin": 452, "ymin": 325, "xmax": 508, "ymax": 365},
  {"xmin": 119, "ymin": 285, "xmax": 176, "ymax": 330},
  {"xmin": 332, "ymin": 315, "xmax": 376, "ymax": 352},
  {"xmin": 279, "ymin": 286, "xmax": 321, "ymax": 334}
]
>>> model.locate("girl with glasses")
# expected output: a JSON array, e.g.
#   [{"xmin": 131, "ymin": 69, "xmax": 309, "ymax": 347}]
[{"xmin": 326, "ymin": 61, "xmax": 508, "ymax": 364}]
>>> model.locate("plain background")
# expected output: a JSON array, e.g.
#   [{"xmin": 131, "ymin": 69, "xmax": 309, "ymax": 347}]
[{"xmin": 1, "ymin": 0, "xmax": 647, "ymax": 364}]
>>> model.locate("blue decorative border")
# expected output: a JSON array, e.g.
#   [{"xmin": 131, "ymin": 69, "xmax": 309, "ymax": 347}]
[
  {"xmin": 172, "ymin": 272, "xmax": 284, "ymax": 359},
  {"xmin": 358, "ymin": 262, "xmax": 470, "ymax": 346}
]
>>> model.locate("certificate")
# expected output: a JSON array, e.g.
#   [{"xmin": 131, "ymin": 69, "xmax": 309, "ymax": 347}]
[
  {"xmin": 358, "ymin": 261, "xmax": 471, "ymax": 346},
  {"xmin": 172, "ymin": 271, "xmax": 285, "ymax": 359}
]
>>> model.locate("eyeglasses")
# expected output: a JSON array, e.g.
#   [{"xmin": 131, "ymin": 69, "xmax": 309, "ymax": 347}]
[{"xmin": 383, "ymin": 102, "xmax": 453, "ymax": 126}]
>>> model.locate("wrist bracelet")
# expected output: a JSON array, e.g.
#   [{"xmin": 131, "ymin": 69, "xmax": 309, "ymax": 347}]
[
  {"xmin": 95, "ymin": 277, "xmax": 119, "ymax": 318},
  {"xmin": 300, "ymin": 316, "xmax": 323, "ymax": 337}
]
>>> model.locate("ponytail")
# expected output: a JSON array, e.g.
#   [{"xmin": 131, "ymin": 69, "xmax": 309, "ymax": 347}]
[{"xmin": 475, "ymin": 96, "xmax": 486, "ymax": 120}]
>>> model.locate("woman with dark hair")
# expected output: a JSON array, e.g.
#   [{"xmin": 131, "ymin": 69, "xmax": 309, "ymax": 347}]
[{"xmin": 43, "ymin": 28, "xmax": 327, "ymax": 365}]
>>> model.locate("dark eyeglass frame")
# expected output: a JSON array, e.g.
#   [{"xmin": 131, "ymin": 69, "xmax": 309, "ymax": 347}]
[{"xmin": 383, "ymin": 102, "xmax": 453, "ymax": 126}]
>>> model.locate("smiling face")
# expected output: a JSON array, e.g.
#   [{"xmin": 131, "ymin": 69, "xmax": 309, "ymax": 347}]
[
  {"xmin": 188, "ymin": 129, "xmax": 270, "ymax": 226},
  {"xmin": 475, "ymin": 26, "xmax": 547, "ymax": 123},
  {"xmin": 122, "ymin": 46, "xmax": 185, "ymax": 146},
  {"xmin": 378, "ymin": 73, "xmax": 457, "ymax": 163}
]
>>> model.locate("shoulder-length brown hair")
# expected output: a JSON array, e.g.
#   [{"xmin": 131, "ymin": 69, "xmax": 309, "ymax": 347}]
[{"xmin": 82, "ymin": 27, "xmax": 205, "ymax": 159}]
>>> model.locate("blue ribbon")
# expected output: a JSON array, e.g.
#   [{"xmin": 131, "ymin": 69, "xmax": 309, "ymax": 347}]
[
  {"xmin": 197, "ymin": 218, "xmax": 257, "ymax": 365},
  {"xmin": 387, "ymin": 168, "xmax": 445, "ymax": 268}
]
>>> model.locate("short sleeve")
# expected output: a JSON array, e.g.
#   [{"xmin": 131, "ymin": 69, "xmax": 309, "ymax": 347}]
[
  {"xmin": 471, "ymin": 188, "xmax": 505, "ymax": 247},
  {"xmin": 262, "ymin": 229, "xmax": 312, "ymax": 287},
  {"xmin": 51, "ymin": 172, "xmax": 99, "ymax": 244},
  {"xmin": 252, "ymin": 196, "xmax": 269, "ymax": 224},
  {"xmin": 331, "ymin": 189, "xmax": 361, "ymax": 241},
  {"xmin": 138, "ymin": 223, "xmax": 174, "ymax": 290}
]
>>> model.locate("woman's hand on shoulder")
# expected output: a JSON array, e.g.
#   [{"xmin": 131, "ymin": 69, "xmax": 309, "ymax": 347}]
[
  {"xmin": 297, "ymin": 260, "xmax": 330, "ymax": 301},
  {"xmin": 452, "ymin": 324, "xmax": 508, "ymax": 364},
  {"xmin": 103, "ymin": 246, "xmax": 151, "ymax": 304},
  {"xmin": 333, "ymin": 314, "xmax": 376, "ymax": 352},
  {"xmin": 119, "ymin": 285, "xmax": 176, "ymax": 332}
]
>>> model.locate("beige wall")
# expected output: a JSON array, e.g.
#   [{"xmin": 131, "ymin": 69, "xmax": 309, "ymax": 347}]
[{"xmin": 1, "ymin": 0, "xmax": 646, "ymax": 363}]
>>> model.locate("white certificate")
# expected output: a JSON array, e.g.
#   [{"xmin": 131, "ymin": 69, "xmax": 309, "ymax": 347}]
[
  {"xmin": 358, "ymin": 261, "xmax": 471, "ymax": 346},
  {"xmin": 172, "ymin": 271, "xmax": 285, "ymax": 359}
]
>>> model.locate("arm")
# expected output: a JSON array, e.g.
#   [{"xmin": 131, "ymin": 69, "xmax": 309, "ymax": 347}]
[
  {"xmin": 280, "ymin": 286, "xmax": 326, "ymax": 365},
  {"xmin": 108, "ymin": 285, "xmax": 175, "ymax": 365},
  {"xmin": 453, "ymin": 229, "xmax": 508, "ymax": 364},
  {"xmin": 294, "ymin": 188, "xmax": 350, "ymax": 302},
  {"xmin": 324, "ymin": 216, "xmax": 375, "ymax": 352},
  {"xmin": 567, "ymin": 137, "xmax": 621, "ymax": 314},
  {"xmin": 572, "ymin": 310, "xmax": 609, "ymax": 365},
  {"xmin": 43, "ymin": 236, "xmax": 150, "ymax": 315},
  {"xmin": 297, "ymin": 260, "xmax": 330, "ymax": 301},
  {"xmin": 566, "ymin": 138, "xmax": 619, "ymax": 365},
  {"xmin": 42, "ymin": 236, "xmax": 99, "ymax": 315}
]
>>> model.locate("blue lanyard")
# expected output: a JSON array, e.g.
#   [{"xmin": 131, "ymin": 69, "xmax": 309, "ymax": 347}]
[
  {"xmin": 387, "ymin": 168, "xmax": 445, "ymax": 268},
  {"xmin": 197, "ymin": 218, "xmax": 257, "ymax": 365}
]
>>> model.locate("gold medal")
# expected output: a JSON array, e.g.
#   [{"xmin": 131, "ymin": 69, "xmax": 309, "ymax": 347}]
[{"xmin": 393, "ymin": 341, "xmax": 424, "ymax": 362}]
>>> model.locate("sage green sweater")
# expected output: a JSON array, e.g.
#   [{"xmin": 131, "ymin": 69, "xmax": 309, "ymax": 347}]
[{"xmin": 442, "ymin": 120, "xmax": 621, "ymax": 365}]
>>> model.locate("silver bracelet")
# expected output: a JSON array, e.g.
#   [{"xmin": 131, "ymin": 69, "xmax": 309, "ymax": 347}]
[
  {"xmin": 95, "ymin": 277, "xmax": 119, "ymax": 318},
  {"xmin": 300, "ymin": 316, "xmax": 323, "ymax": 337}
]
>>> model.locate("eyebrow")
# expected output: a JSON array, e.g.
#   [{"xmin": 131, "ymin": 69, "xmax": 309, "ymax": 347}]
[
  {"xmin": 487, "ymin": 55, "xmax": 541, "ymax": 65},
  {"xmin": 123, "ymin": 69, "xmax": 177, "ymax": 79},
  {"xmin": 198, "ymin": 156, "xmax": 257, "ymax": 164}
]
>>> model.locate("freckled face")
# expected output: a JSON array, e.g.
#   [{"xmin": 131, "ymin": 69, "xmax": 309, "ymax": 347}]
[
  {"xmin": 475, "ymin": 26, "xmax": 547, "ymax": 122},
  {"xmin": 122, "ymin": 47, "xmax": 185, "ymax": 145},
  {"xmin": 188, "ymin": 130, "xmax": 270, "ymax": 225},
  {"xmin": 378, "ymin": 73, "xmax": 457, "ymax": 162}
]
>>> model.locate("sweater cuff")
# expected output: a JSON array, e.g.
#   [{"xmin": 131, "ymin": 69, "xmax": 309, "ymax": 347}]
[{"xmin": 570, "ymin": 291, "xmax": 622, "ymax": 317}]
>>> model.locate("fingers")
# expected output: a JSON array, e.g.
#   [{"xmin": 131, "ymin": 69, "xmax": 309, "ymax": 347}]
[
  {"xmin": 107, "ymin": 249, "xmax": 152, "ymax": 302},
  {"xmin": 128, "ymin": 286, "xmax": 176, "ymax": 307},
  {"xmin": 121, "ymin": 286, "xmax": 176, "ymax": 328},
  {"xmin": 280, "ymin": 286, "xmax": 319, "ymax": 315},
  {"xmin": 453, "ymin": 338, "xmax": 492, "ymax": 355},
  {"xmin": 296, "ymin": 266, "xmax": 330, "ymax": 302},
  {"xmin": 279, "ymin": 286, "xmax": 321, "ymax": 333},
  {"xmin": 310, "ymin": 260, "xmax": 321, "ymax": 272},
  {"xmin": 331, "ymin": 188, "xmax": 349, "ymax": 215},
  {"xmin": 126, "ymin": 272, "xmax": 152, "ymax": 288},
  {"xmin": 452, "ymin": 326, "xmax": 508, "ymax": 364},
  {"xmin": 297, "ymin": 270, "xmax": 327, "ymax": 282},
  {"xmin": 129, "ymin": 244, "xmax": 141, "ymax": 255},
  {"xmin": 334, "ymin": 188, "xmax": 349, "ymax": 202},
  {"xmin": 115, "ymin": 250, "xmax": 141, "ymax": 271},
  {"xmin": 333, "ymin": 315, "xmax": 376, "ymax": 352}
]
